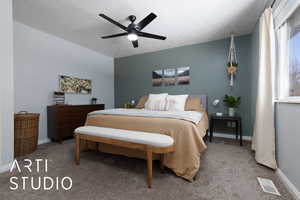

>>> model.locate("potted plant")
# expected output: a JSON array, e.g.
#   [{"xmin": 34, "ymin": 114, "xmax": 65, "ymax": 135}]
[
  {"xmin": 223, "ymin": 95, "xmax": 241, "ymax": 116},
  {"xmin": 227, "ymin": 62, "xmax": 238, "ymax": 77},
  {"xmin": 227, "ymin": 61, "xmax": 238, "ymax": 68}
]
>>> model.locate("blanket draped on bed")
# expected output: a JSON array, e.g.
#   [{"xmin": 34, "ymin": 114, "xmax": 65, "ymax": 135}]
[{"xmin": 82, "ymin": 110, "xmax": 208, "ymax": 181}]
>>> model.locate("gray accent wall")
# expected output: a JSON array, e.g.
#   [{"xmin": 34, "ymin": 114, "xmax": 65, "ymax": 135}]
[
  {"xmin": 250, "ymin": 22, "xmax": 259, "ymax": 134},
  {"xmin": 115, "ymin": 35, "xmax": 253, "ymax": 136}
]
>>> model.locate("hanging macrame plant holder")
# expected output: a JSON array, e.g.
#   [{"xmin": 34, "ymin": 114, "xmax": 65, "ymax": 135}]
[{"xmin": 227, "ymin": 34, "xmax": 238, "ymax": 87}]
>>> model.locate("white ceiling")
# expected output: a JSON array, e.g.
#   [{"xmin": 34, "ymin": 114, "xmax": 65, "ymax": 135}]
[{"xmin": 13, "ymin": 0, "xmax": 268, "ymax": 58}]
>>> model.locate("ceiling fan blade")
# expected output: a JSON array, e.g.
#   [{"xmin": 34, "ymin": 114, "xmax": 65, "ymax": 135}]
[
  {"xmin": 99, "ymin": 13, "xmax": 127, "ymax": 31},
  {"xmin": 137, "ymin": 13, "xmax": 157, "ymax": 30},
  {"xmin": 132, "ymin": 40, "xmax": 138, "ymax": 48},
  {"xmin": 137, "ymin": 31, "xmax": 167, "ymax": 40},
  {"xmin": 101, "ymin": 32, "xmax": 128, "ymax": 39}
]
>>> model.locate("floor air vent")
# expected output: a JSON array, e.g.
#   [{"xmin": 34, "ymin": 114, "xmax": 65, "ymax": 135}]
[{"xmin": 257, "ymin": 177, "xmax": 281, "ymax": 196}]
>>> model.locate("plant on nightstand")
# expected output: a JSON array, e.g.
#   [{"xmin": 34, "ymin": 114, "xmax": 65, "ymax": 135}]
[{"xmin": 223, "ymin": 95, "xmax": 241, "ymax": 116}]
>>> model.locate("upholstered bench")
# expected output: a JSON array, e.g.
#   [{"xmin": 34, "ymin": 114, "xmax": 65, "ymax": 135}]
[{"xmin": 74, "ymin": 126, "xmax": 174, "ymax": 188}]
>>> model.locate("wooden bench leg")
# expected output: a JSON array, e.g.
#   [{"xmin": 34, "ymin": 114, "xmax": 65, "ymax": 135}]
[
  {"xmin": 75, "ymin": 134, "xmax": 80, "ymax": 165},
  {"xmin": 146, "ymin": 147, "xmax": 153, "ymax": 188}
]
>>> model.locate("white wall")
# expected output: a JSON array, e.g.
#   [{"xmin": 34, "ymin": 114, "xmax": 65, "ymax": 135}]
[
  {"xmin": 0, "ymin": 0, "xmax": 14, "ymax": 171},
  {"xmin": 276, "ymin": 103, "xmax": 300, "ymax": 193},
  {"xmin": 14, "ymin": 22, "xmax": 114, "ymax": 144}
]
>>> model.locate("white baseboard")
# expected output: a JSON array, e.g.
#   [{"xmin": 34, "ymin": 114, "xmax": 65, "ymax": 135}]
[
  {"xmin": 276, "ymin": 169, "xmax": 300, "ymax": 200},
  {"xmin": 38, "ymin": 138, "xmax": 51, "ymax": 145},
  {"xmin": 0, "ymin": 162, "xmax": 13, "ymax": 173},
  {"xmin": 0, "ymin": 138, "xmax": 50, "ymax": 174},
  {"xmin": 213, "ymin": 132, "xmax": 252, "ymax": 141}
]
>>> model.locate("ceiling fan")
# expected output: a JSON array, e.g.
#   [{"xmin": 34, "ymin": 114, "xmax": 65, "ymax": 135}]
[{"xmin": 99, "ymin": 13, "xmax": 167, "ymax": 48}]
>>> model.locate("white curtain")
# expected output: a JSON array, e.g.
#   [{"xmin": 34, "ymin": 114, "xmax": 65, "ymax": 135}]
[{"xmin": 252, "ymin": 8, "xmax": 277, "ymax": 169}]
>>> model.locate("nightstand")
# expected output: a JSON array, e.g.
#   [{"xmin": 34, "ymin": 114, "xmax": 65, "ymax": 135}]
[{"xmin": 209, "ymin": 114, "xmax": 243, "ymax": 146}]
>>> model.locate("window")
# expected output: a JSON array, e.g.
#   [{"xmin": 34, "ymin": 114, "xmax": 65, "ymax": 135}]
[
  {"xmin": 288, "ymin": 7, "xmax": 300, "ymax": 96},
  {"xmin": 277, "ymin": 6, "xmax": 300, "ymax": 100}
]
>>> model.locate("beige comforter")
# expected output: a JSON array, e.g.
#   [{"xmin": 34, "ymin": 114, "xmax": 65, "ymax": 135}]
[{"xmin": 83, "ymin": 112, "xmax": 208, "ymax": 181}]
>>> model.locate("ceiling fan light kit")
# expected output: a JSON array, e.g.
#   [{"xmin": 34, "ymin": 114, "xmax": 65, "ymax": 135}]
[
  {"xmin": 99, "ymin": 13, "xmax": 167, "ymax": 48},
  {"xmin": 127, "ymin": 33, "xmax": 138, "ymax": 41}
]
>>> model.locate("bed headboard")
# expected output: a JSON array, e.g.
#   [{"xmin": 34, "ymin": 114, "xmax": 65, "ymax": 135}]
[
  {"xmin": 200, "ymin": 95, "xmax": 208, "ymax": 113},
  {"xmin": 190, "ymin": 95, "xmax": 208, "ymax": 113}
]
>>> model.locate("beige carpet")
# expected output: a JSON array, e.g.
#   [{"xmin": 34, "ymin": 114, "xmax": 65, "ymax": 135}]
[{"xmin": 0, "ymin": 138, "xmax": 294, "ymax": 200}]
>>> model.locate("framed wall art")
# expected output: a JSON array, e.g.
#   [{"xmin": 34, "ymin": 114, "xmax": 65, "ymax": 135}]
[
  {"xmin": 177, "ymin": 67, "xmax": 190, "ymax": 85},
  {"xmin": 59, "ymin": 75, "xmax": 92, "ymax": 94},
  {"xmin": 163, "ymin": 68, "xmax": 176, "ymax": 86},
  {"xmin": 152, "ymin": 70, "xmax": 163, "ymax": 87}
]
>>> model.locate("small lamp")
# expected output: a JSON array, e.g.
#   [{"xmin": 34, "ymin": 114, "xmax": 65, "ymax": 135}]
[
  {"xmin": 131, "ymin": 100, "xmax": 135, "ymax": 107},
  {"xmin": 212, "ymin": 99, "xmax": 223, "ymax": 116},
  {"xmin": 212, "ymin": 99, "xmax": 220, "ymax": 107}
]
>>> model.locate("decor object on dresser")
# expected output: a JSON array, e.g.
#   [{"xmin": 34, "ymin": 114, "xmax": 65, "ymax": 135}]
[
  {"xmin": 223, "ymin": 95, "xmax": 241, "ymax": 117},
  {"xmin": 209, "ymin": 114, "xmax": 243, "ymax": 146},
  {"xmin": 91, "ymin": 97, "xmax": 98, "ymax": 104},
  {"xmin": 14, "ymin": 112, "xmax": 40, "ymax": 157},
  {"xmin": 227, "ymin": 34, "xmax": 238, "ymax": 87},
  {"xmin": 53, "ymin": 91, "xmax": 65, "ymax": 105},
  {"xmin": 47, "ymin": 104, "xmax": 104, "ymax": 143},
  {"xmin": 59, "ymin": 75, "xmax": 92, "ymax": 94},
  {"xmin": 74, "ymin": 126, "xmax": 174, "ymax": 188},
  {"xmin": 177, "ymin": 67, "xmax": 190, "ymax": 85}
]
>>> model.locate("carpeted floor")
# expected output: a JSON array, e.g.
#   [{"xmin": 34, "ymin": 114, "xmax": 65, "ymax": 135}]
[{"xmin": 0, "ymin": 138, "xmax": 294, "ymax": 200}]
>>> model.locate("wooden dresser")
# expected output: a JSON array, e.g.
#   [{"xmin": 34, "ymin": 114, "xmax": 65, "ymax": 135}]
[{"xmin": 47, "ymin": 104, "xmax": 105, "ymax": 143}]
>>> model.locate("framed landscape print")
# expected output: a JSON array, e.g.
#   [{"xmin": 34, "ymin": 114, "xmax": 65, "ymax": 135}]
[
  {"xmin": 59, "ymin": 75, "xmax": 92, "ymax": 94},
  {"xmin": 177, "ymin": 67, "xmax": 190, "ymax": 85},
  {"xmin": 163, "ymin": 68, "xmax": 176, "ymax": 86},
  {"xmin": 152, "ymin": 70, "xmax": 163, "ymax": 86}
]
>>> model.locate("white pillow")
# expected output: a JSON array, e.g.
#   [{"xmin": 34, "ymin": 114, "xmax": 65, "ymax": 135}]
[
  {"xmin": 144, "ymin": 93, "xmax": 168, "ymax": 111},
  {"xmin": 165, "ymin": 95, "xmax": 189, "ymax": 111}
]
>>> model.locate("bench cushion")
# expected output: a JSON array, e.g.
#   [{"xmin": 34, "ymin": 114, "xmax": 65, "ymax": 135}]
[{"xmin": 75, "ymin": 126, "xmax": 174, "ymax": 148}]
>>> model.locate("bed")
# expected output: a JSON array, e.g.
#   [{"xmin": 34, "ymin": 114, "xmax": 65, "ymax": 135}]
[{"xmin": 82, "ymin": 95, "xmax": 208, "ymax": 181}]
